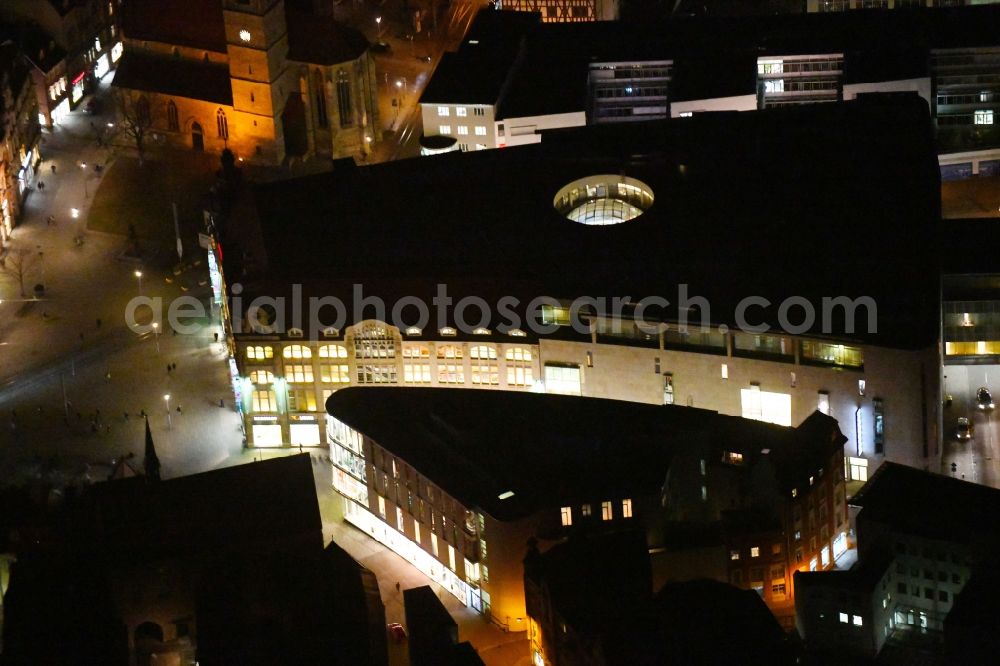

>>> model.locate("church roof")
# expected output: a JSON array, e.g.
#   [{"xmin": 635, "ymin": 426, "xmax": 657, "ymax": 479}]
[{"xmin": 112, "ymin": 50, "xmax": 233, "ymax": 105}]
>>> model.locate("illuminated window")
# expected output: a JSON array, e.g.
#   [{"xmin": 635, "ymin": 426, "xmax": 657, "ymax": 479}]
[
  {"xmin": 724, "ymin": 451, "xmax": 744, "ymax": 465},
  {"xmin": 721, "ymin": 363, "xmax": 728, "ymax": 379},
  {"xmin": 403, "ymin": 345, "xmax": 430, "ymax": 359},
  {"xmin": 622, "ymin": 498, "xmax": 632, "ymax": 518},
  {"xmin": 239, "ymin": 29, "xmax": 251, "ymax": 42},
  {"xmin": 740, "ymin": 386, "xmax": 791, "ymax": 426},
  {"xmin": 457, "ymin": 126, "xmax": 468, "ymax": 135},
  {"xmin": 355, "ymin": 324, "xmax": 396, "ymax": 358},
  {"xmin": 405, "ymin": 326, "xmax": 422, "ymax": 336},
  {"xmin": 448, "ymin": 544, "xmax": 456, "ymax": 571},
  {"xmin": 439, "ymin": 327, "xmax": 457, "ymax": 336},
  {"xmin": 320, "ymin": 363, "xmax": 350, "ymax": 383},
  {"xmin": 508, "ymin": 328, "xmax": 527, "ymax": 337},
  {"xmin": 750, "ymin": 546, "xmax": 760, "ymax": 558},
  {"xmin": 581, "ymin": 503, "xmax": 591, "ymax": 516},
  {"xmin": 847, "ymin": 456, "xmax": 868, "ymax": 482},
  {"xmin": 538, "ymin": 306, "xmax": 569, "ymax": 325},
  {"xmin": 730, "ymin": 550, "xmax": 740, "ymax": 561},
  {"xmin": 560, "ymin": 506, "xmax": 572, "ymax": 526},
  {"xmin": 800, "ymin": 341, "xmax": 863, "ymax": 368},
  {"xmin": 378, "ymin": 496, "xmax": 386, "ymax": 518},
  {"xmin": 437, "ymin": 106, "xmax": 450, "ymax": 116},
  {"xmin": 287, "ymin": 389, "xmax": 316, "ymax": 411},
  {"xmin": 322, "ymin": 327, "xmax": 339, "ymax": 338},
  {"xmin": 839, "ymin": 612, "xmax": 849, "ymax": 624},
  {"xmin": 818, "ymin": 390, "xmax": 830, "ymax": 415},
  {"xmin": 470, "ymin": 345, "xmax": 498, "ymax": 385},
  {"xmin": 396, "ymin": 506, "xmax": 404, "ymax": 531},
  {"xmin": 500, "ymin": 348, "xmax": 533, "ymax": 386},
  {"xmin": 414, "ymin": 521, "xmax": 421, "ymax": 545},
  {"xmin": 601, "ymin": 501, "xmax": 612, "ymax": 521},
  {"xmin": 283, "ymin": 345, "xmax": 312, "ymax": 359},
  {"xmin": 701, "ymin": 485, "xmax": 707, "ymax": 501},
  {"xmin": 473, "ymin": 327, "xmax": 491, "ymax": 335},
  {"xmin": 404, "ymin": 363, "xmax": 431, "ymax": 383},
  {"xmin": 246, "ymin": 345, "xmax": 274, "ymax": 360},
  {"xmin": 437, "ymin": 345, "xmax": 463, "ymax": 359},
  {"xmin": 216, "ymin": 108, "xmax": 228, "ymax": 140},
  {"xmin": 852, "ymin": 615, "xmax": 863, "ymax": 627},
  {"xmin": 250, "ymin": 370, "xmax": 274, "ymax": 384},
  {"xmin": 252, "ymin": 389, "xmax": 276, "ymax": 411},
  {"xmin": 284, "ymin": 364, "xmax": 313, "ymax": 383},
  {"xmin": 357, "ymin": 364, "xmax": 397, "ymax": 384},
  {"xmin": 545, "ymin": 364, "xmax": 581, "ymax": 395},
  {"xmin": 318, "ymin": 344, "xmax": 348, "ymax": 358},
  {"xmin": 437, "ymin": 362, "xmax": 464, "ymax": 384},
  {"xmin": 439, "ymin": 125, "xmax": 452, "ymax": 135},
  {"xmin": 975, "ymin": 109, "xmax": 994, "ymax": 125}
]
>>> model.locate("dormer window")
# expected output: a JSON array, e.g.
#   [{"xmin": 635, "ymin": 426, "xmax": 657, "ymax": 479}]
[
  {"xmin": 507, "ymin": 328, "xmax": 526, "ymax": 337},
  {"xmin": 405, "ymin": 326, "xmax": 422, "ymax": 336},
  {"xmin": 440, "ymin": 327, "xmax": 457, "ymax": 337},
  {"xmin": 322, "ymin": 327, "xmax": 339, "ymax": 338},
  {"xmin": 288, "ymin": 327, "xmax": 304, "ymax": 339},
  {"xmin": 473, "ymin": 327, "xmax": 491, "ymax": 335}
]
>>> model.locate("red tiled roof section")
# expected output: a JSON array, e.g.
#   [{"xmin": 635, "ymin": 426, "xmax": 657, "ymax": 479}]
[
  {"xmin": 123, "ymin": 0, "xmax": 227, "ymax": 53},
  {"xmin": 285, "ymin": 10, "xmax": 369, "ymax": 65}
]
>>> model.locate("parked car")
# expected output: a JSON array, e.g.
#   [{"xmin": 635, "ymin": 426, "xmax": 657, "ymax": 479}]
[
  {"xmin": 957, "ymin": 417, "xmax": 973, "ymax": 441},
  {"xmin": 977, "ymin": 387, "xmax": 994, "ymax": 410}
]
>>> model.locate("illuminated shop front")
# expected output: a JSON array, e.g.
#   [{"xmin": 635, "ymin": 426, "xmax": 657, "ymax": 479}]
[
  {"xmin": 328, "ymin": 416, "xmax": 476, "ymax": 606},
  {"xmin": 71, "ymin": 71, "xmax": 86, "ymax": 105}
]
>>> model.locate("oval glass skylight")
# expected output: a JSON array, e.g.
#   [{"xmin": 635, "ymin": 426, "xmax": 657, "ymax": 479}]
[{"xmin": 554, "ymin": 175, "xmax": 654, "ymax": 226}]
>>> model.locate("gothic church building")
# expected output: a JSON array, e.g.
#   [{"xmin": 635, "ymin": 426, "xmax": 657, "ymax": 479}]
[{"xmin": 113, "ymin": 0, "xmax": 377, "ymax": 164}]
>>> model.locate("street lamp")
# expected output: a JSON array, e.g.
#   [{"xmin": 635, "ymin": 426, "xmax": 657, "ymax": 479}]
[
  {"xmin": 164, "ymin": 394, "xmax": 172, "ymax": 429},
  {"xmin": 152, "ymin": 321, "xmax": 160, "ymax": 354},
  {"xmin": 80, "ymin": 162, "xmax": 89, "ymax": 198},
  {"xmin": 375, "ymin": 16, "xmax": 382, "ymax": 39},
  {"xmin": 134, "ymin": 269, "xmax": 143, "ymax": 297}
]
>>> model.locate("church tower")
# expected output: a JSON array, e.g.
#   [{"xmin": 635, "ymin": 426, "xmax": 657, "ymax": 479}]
[{"xmin": 221, "ymin": 0, "xmax": 294, "ymax": 163}]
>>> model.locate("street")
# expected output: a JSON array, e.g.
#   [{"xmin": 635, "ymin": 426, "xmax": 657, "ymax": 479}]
[{"xmin": 942, "ymin": 364, "xmax": 1000, "ymax": 487}]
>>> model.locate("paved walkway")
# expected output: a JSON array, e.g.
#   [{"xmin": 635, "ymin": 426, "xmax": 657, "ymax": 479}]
[{"xmin": 0, "ymin": 81, "xmax": 243, "ymax": 484}]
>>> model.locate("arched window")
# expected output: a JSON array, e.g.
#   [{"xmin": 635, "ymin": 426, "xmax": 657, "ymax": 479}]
[
  {"xmin": 250, "ymin": 370, "xmax": 274, "ymax": 384},
  {"xmin": 506, "ymin": 347, "xmax": 533, "ymax": 386},
  {"xmin": 167, "ymin": 100, "xmax": 179, "ymax": 131},
  {"xmin": 216, "ymin": 108, "xmax": 229, "ymax": 140},
  {"xmin": 314, "ymin": 70, "xmax": 328, "ymax": 128},
  {"xmin": 246, "ymin": 345, "xmax": 274, "ymax": 361},
  {"xmin": 282, "ymin": 344, "xmax": 312, "ymax": 359},
  {"xmin": 318, "ymin": 344, "xmax": 348, "ymax": 358},
  {"xmin": 437, "ymin": 345, "xmax": 463, "ymax": 360},
  {"xmin": 336, "ymin": 69, "xmax": 353, "ymax": 128},
  {"xmin": 136, "ymin": 96, "xmax": 150, "ymax": 124}
]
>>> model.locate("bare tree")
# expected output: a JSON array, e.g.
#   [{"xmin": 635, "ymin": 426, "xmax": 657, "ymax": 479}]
[
  {"xmin": 112, "ymin": 89, "xmax": 159, "ymax": 166},
  {"xmin": 0, "ymin": 246, "xmax": 37, "ymax": 298}
]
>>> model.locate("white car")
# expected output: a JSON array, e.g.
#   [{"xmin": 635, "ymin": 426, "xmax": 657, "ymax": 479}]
[{"xmin": 957, "ymin": 417, "xmax": 973, "ymax": 441}]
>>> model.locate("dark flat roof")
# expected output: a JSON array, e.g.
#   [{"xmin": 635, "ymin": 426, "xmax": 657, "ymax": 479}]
[
  {"xmin": 112, "ymin": 51, "xmax": 233, "ymax": 105},
  {"xmin": 443, "ymin": 6, "xmax": 1000, "ymax": 120},
  {"xmin": 851, "ymin": 462, "xmax": 1000, "ymax": 545},
  {"xmin": 232, "ymin": 96, "xmax": 940, "ymax": 349},
  {"xmin": 326, "ymin": 388, "xmax": 842, "ymax": 522},
  {"xmin": 79, "ymin": 454, "xmax": 321, "ymax": 560}
]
